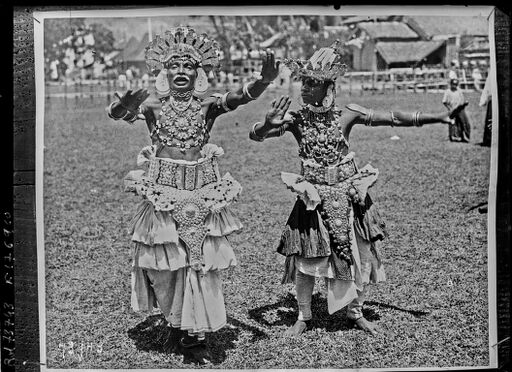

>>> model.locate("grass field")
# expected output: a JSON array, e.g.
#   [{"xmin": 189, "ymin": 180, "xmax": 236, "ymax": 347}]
[{"xmin": 43, "ymin": 86, "xmax": 491, "ymax": 369}]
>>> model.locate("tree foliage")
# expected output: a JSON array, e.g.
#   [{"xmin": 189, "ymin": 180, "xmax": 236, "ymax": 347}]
[
  {"xmin": 44, "ymin": 18, "xmax": 115, "ymax": 62},
  {"xmin": 44, "ymin": 18, "xmax": 86, "ymax": 60}
]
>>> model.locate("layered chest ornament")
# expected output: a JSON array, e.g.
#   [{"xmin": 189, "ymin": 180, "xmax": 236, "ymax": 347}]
[
  {"xmin": 298, "ymin": 108, "xmax": 348, "ymax": 166},
  {"xmin": 155, "ymin": 98, "xmax": 209, "ymax": 152}
]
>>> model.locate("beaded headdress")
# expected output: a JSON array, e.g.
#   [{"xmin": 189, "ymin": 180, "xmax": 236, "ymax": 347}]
[
  {"xmin": 283, "ymin": 40, "xmax": 347, "ymax": 82},
  {"xmin": 145, "ymin": 27, "xmax": 221, "ymax": 76}
]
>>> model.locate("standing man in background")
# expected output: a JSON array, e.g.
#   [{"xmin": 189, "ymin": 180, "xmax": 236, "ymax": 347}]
[{"xmin": 442, "ymin": 78, "xmax": 470, "ymax": 142}]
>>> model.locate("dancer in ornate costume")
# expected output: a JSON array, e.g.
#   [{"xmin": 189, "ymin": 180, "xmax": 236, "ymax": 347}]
[
  {"xmin": 106, "ymin": 27, "xmax": 278, "ymax": 363},
  {"xmin": 249, "ymin": 41, "xmax": 459, "ymax": 336}
]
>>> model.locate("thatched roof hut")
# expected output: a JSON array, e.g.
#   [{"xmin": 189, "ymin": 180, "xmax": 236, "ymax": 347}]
[
  {"xmin": 375, "ymin": 40, "xmax": 446, "ymax": 68},
  {"xmin": 358, "ymin": 21, "xmax": 419, "ymax": 40}
]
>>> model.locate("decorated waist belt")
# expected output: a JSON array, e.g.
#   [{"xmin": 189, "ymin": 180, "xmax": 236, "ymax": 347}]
[
  {"xmin": 147, "ymin": 157, "xmax": 221, "ymax": 191},
  {"xmin": 302, "ymin": 158, "xmax": 357, "ymax": 185}
]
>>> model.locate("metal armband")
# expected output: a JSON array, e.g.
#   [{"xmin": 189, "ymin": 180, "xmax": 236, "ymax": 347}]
[
  {"xmin": 365, "ymin": 109, "xmax": 374, "ymax": 126},
  {"xmin": 412, "ymin": 111, "xmax": 423, "ymax": 127},
  {"xmin": 220, "ymin": 92, "xmax": 233, "ymax": 112}
]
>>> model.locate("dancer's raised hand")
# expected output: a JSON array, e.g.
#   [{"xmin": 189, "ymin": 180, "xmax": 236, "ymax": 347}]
[
  {"xmin": 260, "ymin": 49, "xmax": 280, "ymax": 84},
  {"xmin": 115, "ymin": 89, "xmax": 150, "ymax": 114},
  {"xmin": 265, "ymin": 95, "xmax": 292, "ymax": 128}
]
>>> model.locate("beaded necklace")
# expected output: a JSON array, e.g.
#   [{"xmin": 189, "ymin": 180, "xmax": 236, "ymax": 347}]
[
  {"xmin": 155, "ymin": 97, "xmax": 209, "ymax": 152},
  {"xmin": 298, "ymin": 106, "xmax": 348, "ymax": 166}
]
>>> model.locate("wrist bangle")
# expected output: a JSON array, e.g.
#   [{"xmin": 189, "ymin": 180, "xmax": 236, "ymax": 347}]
[
  {"xmin": 278, "ymin": 124, "xmax": 286, "ymax": 137},
  {"xmin": 242, "ymin": 82, "xmax": 256, "ymax": 100},
  {"xmin": 122, "ymin": 109, "xmax": 138, "ymax": 124},
  {"xmin": 107, "ymin": 101, "xmax": 122, "ymax": 120},
  {"xmin": 250, "ymin": 122, "xmax": 266, "ymax": 142}
]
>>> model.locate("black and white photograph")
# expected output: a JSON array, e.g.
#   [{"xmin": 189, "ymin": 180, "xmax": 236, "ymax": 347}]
[{"xmin": 30, "ymin": 5, "xmax": 501, "ymax": 370}]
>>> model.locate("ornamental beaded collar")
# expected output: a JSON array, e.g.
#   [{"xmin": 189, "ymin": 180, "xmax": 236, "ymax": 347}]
[
  {"xmin": 155, "ymin": 97, "xmax": 209, "ymax": 152},
  {"xmin": 298, "ymin": 107, "xmax": 349, "ymax": 166}
]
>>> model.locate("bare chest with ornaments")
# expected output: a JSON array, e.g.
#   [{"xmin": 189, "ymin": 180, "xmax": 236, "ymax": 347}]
[
  {"xmin": 297, "ymin": 106, "xmax": 349, "ymax": 166},
  {"xmin": 152, "ymin": 95, "xmax": 210, "ymax": 160}
]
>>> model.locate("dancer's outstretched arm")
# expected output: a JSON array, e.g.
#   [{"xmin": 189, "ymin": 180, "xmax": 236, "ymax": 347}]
[
  {"xmin": 342, "ymin": 103, "xmax": 459, "ymax": 139},
  {"xmin": 224, "ymin": 50, "xmax": 280, "ymax": 111},
  {"xmin": 347, "ymin": 103, "xmax": 454, "ymax": 127}
]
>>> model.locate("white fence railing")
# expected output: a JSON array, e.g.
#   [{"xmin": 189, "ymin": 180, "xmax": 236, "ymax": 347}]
[
  {"xmin": 341, "ymin": 68, "xmax": 486, "ymax": 94},
  {"xmin": 45, "ymin": 68, "xmax": 487, "ymax": 102}
]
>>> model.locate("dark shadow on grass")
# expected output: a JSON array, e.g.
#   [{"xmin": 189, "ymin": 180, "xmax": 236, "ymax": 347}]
[
  {"xmin": 248, "ymin": 292, "xmax": 298, "ymax": 328},
  {"xmin": 127, "ymin": 314, "xmax": 173, "ymax": 355},
  {"xmin": 207, "ymin": 316, "xmax": 269, "ymax": 364},
  {"xmin": 127, "ymin": 313, "xmax": 268, "ymax": 365},
  {"xmin": 467, "ymin": 201, "xmax": 488, "ymax": 212},
  {"xmin": 365, "ymin": 300, "xmax": 431, "ymax": 317},
  {"xmin": 248, "ymin": 292, "xmax": 381, "ymax": 333}
]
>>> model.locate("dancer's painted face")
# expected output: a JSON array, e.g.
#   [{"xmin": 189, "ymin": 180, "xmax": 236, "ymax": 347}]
[
  {"xmin": 168, "ymin": 58, "xmax": 198, "ymax": 93},
  {"xmin": 301, "ymin": 77, "xmax": 327, "ymax": 105}
]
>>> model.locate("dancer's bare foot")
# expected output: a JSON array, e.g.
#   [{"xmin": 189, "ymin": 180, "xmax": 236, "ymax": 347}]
[
  {"xmin": 353, "ymin": 317, "xmax": 380, "ymax": 335},
  {"xmin": 283, "ymin": 320, "xmax": 309, "ymax": 337}
]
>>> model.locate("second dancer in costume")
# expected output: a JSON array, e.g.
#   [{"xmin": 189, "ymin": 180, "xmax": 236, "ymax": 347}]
[{"xmin": 250, "ymin": 41, "xmax": 459, "ymax": 336}]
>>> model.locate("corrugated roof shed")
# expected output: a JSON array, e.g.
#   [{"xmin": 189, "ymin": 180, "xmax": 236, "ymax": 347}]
[
  {"xmin": 375, "ymin": 40, "xmax": 446, "ymax": 63},
  {"xmin": 358, "ymin": 21, "xmax": 418, "ymax": 39},
  {"xmin": 405, "ymin": 15, "xmax": 489, "ymax": 37}
]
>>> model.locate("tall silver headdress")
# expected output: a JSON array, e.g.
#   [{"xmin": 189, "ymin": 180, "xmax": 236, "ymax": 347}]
[
  {"xmin": 144, "ymin": 27, "xmax": 221, "ymax": 76},
  {"xmin": 283, "ymin": 40, "xmax": 347, "ymax": 81}
]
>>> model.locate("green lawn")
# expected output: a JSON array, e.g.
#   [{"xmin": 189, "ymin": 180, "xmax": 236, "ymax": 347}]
[{"xmin": 43, "ymin": 86, "xmax": 491, "ymax": 368}]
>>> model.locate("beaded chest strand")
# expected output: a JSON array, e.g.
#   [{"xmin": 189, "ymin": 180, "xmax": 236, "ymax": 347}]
[
  {"xmin": 155, "ymin": 98, "xmax": 209, "ymax": 152},
  {"xmin": 298, "ymin": 108, "xmax": 348, "ymax": 166}
]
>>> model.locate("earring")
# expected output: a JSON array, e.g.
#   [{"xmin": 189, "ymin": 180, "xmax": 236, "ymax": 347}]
[
  {"xmin": 322, "ymin": 83, "xmax": 334, "ymax": 108},
  {"xmin": 193, "ymin": 67, "xmax": 209, "ymax": 96},
  {"xmin": 155, "ymin": 69, "xmax": 170, "ymax": 98}
]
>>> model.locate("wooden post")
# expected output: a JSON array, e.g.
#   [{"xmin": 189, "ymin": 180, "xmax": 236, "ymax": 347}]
[
  {"xmin": 107, "ymin": 78, "xmax": 111, "ymax": 103},
  {"xmin": 64, "ymin": 78, "xmax": 67, "ymax": 103},
  {"xmin": 348, "ymin": 74, "xmax": 352, "ymax": 96}
]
